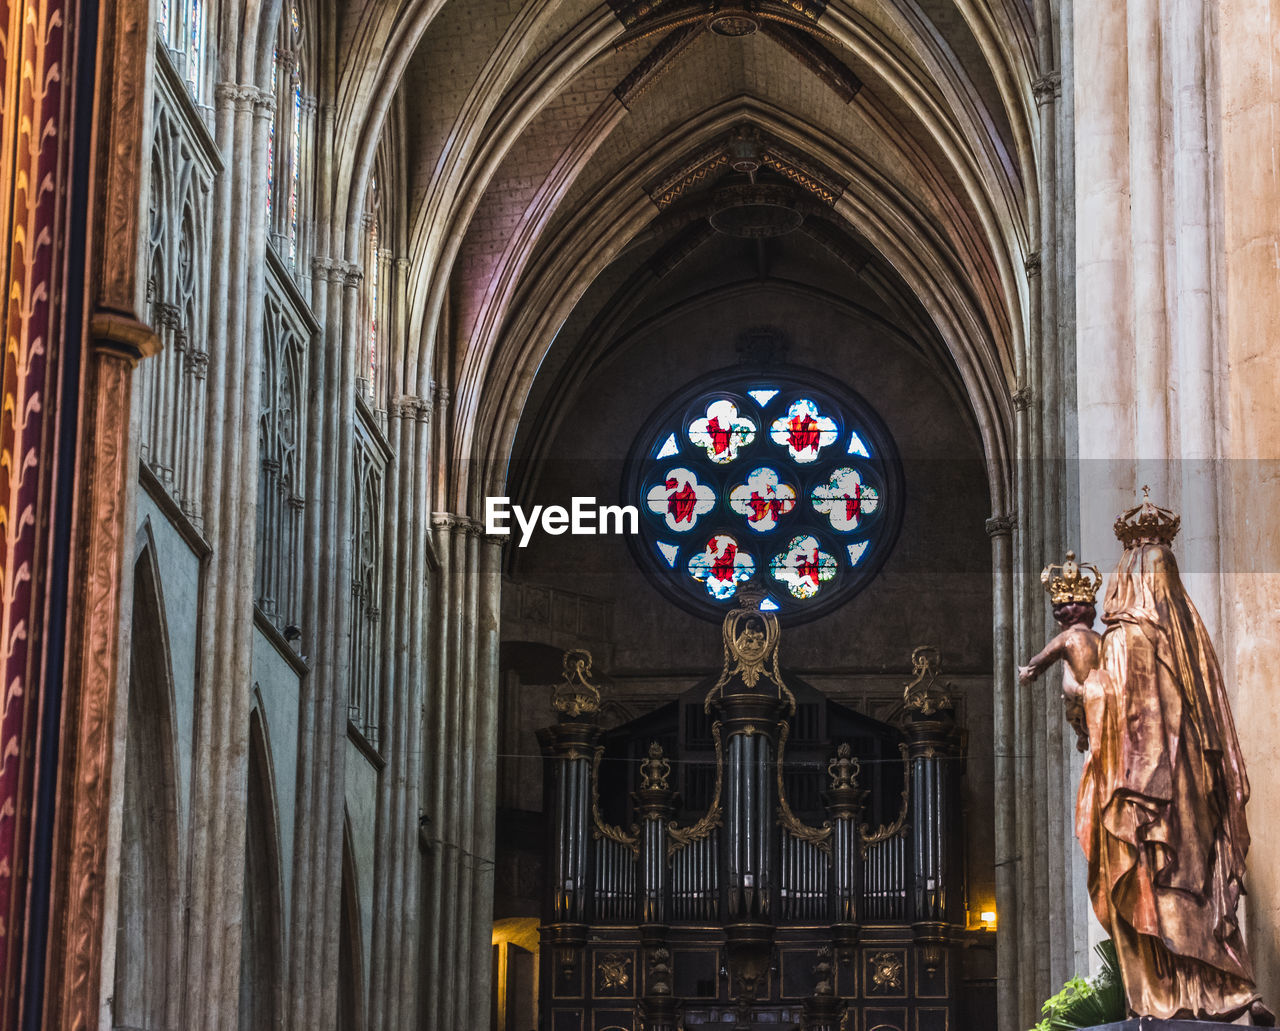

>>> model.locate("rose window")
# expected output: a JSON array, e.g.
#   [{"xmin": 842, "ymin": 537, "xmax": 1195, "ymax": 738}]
[{"xmin": 627, "ymin": 369, "xmax": 902, "ymax": 621}]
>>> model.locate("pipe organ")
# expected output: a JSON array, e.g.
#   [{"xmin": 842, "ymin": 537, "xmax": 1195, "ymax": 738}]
[{"xmin": 538, "ymin": 596, "xmax": 969, "ymax": 1031}]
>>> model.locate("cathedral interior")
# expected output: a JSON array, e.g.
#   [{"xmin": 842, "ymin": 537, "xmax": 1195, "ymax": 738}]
[{"xmin": 2, "ymin": 0, "xmax": 1280, "ymax": 1029}]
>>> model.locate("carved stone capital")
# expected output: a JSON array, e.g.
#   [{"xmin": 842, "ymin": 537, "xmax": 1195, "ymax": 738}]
[
  {"xmin": 985, "ymin": 514, "xmax": 1016, "ymax": 538},
  {"xmin": 432, "ymin": 512, "xmax": 479, "ymax": 534},
  {"xmin": 310, "ymin": 255, "xmax": 341, "ymax": 280},
  {"xmin": 214, "ymin": 81, "xmax": 258, "ymax": 109},
  {"xmin": 253, "ymin": 88, "xmax": 276, "ymax": 117},
  {"xmin": 343, "ymin": 265, "xmax": 364, "ymax": 289},
  {"xmin": 1032, "ymin": 72, "xmax": 1061, "ymax": 107},
  {"xmin": 1024, "ymin": 251, "xmax": 1042, "ymax": 278},
  {"xmin": 1011, "ymin": 386, "xmax": 1034, "ymax": 412}
]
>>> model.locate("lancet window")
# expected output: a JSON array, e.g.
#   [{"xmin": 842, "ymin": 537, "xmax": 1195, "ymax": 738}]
[
  {"xmin": 138, "ymin": 58, "xmax": 218, "ymax": 526},
  {"xmin": 362, "ymin": 174, "xmax": 383, "ymax": 407},
  {"xmin": 268, "ymin": 3, "xmax": 305, "ymax": 265},
  {"xmin": 157, "ymin": 0, "xmax": 203, "ymax": 98},
  {"xmin": 349, "ymin": 425, "xmax": 387, "ymax": 749},
  {"xmin": 255, "ymin": 268, "xmax": 312, "ymax": 632}
]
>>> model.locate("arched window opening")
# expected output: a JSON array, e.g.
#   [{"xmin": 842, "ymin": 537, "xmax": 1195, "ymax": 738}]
[
  {"xmin": 362, "ymin": 174, "xmax": 383, "ymax": 406},
  {"xmin": 113, "ymin": 548, "xmax": 181, "ymax": 1030},
  {"xmin": 338, "ymin": 826, "xmax": 365, "ymax": 1031},
  {"xmin": 238, "ymin": 707, "xmax": 284, "ymax": 1031},
  {"xmin": 158, "ymin": 0, "xmax": 203, "ymax": 97},
  {"xmin": 627, "ymin": 366, "xmax": 904, "ymax": 623},
  {"xmin": 268, "ymin": 2, "xmax": 304, "ymax": 265}
]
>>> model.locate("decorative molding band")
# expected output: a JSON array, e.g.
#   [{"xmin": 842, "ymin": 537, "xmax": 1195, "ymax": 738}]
[
  {"xmin": 648, "ymin": 149, "xmax": 729, "ymax": 209},
  {"xmin": 253, "ymin": 605, "xmax": 311, "ymax": 676},
  {"xmin": 139, "ymin": 462, "xmax": 212, "ymax": 559},
  {"xmin": 615, "ymin": 23, "xmax": 703, "ymax": 109}
]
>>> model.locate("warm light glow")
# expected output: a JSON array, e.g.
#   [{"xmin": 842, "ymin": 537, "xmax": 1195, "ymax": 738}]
[{"xmin": 980, "ymin": 910, "xmax": 997, "ymax": 929}]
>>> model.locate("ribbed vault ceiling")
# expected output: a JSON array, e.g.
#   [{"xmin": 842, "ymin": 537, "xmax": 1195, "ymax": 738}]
[{"xmin": 355, "ymin": 0, "xmax": 1044, "ymax": 511}]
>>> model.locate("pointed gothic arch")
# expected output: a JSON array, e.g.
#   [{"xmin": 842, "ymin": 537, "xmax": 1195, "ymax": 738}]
[
  {"xmin": 238, "ymin": 698, "xmax": 285, "ymax": 1030},
  {"xmin": 112, "ymin": 528, "xmax": 183, "ymax": 1031},
  {"xmin": 338, "ymin": 816, "xmax": 367, "ymax": 1031}
]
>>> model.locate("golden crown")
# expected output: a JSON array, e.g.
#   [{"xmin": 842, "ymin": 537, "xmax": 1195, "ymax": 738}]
[
  {"xmin": 1040, "ymin": 551, "xmax": 1102, "ymax": 605},
  {"xmin": 1113, "ymin": 486, "xmax": 1180, "ymax": 549}
]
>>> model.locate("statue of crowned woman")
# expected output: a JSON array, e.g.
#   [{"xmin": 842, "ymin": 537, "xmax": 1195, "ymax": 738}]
[{"xmin": 1022, "ymin": 490, "xmax": 1274, "ymax": 1025}]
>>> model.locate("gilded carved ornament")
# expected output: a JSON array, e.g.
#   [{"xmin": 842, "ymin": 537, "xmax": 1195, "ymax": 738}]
[
  {"xmin": 591, "ymin": 746, "xmax": 640, "ymax": 853},
  {"xmin": 901, "ymin": 645, "xmax": 954, "ymax": 717},
  {"xmin": 1041, "ymin": 550, "xmax": 1102, "ymax": 605},
  {"xmin": 640, "ymin": 741, "xmax": 671, "ymax": 792},
  {"xmin": 553, "ymin": 648, "xmax": 603, "ymax": 718},
  {"xmin": 827, "ymin": 742, "xmax": 861, "ymax": 791},
  {"xmin": 775, "ymin": 719, "xmax": 833, "ymax": 852},
  {"xmin": 869, "ymin": 951, "xmax": 904, "ymax": 993},
  {"xmin": 667, "ymin": 722, "xmax": 725, "ymax": 857},
  {"xmin": 597, "ymin": 953, "xmax": 633, "ymax": 992},
  {"xmin": 859, "ymin": 743, "xmax": 910, "ymax": 857}
]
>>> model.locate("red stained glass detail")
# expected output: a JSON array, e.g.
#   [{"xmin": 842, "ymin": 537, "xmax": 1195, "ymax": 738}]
[
  {"xmin": 845, "ymin": 482, "xmax": 862, "ymax": 522},
  {"xmin": 706, "ymin": 415, "xmax": 732, "ymax": 456},
  {"xmin": 788, "ymin": 413, "xmax": 822, "ymax": 455},
  {"xmin": 710, "ymin": 538, "xmax": 738, "ymax": 582},
  {"xmin": 666, "ymin": 477, "xmax": 700, "ymax": 524}
]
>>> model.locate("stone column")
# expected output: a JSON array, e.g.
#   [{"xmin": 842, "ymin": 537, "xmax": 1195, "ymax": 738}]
[
  {"xmin": 424, "ymin": 515, "xmax": 504, "ymax": 1028},
  {"xmin": 1215, "ymin": 0, "xmax": 1280, "ymax": 1007},
  {"xmin": 987, "ymin": 514, "xmax": 1020, "ymax": 1029}
]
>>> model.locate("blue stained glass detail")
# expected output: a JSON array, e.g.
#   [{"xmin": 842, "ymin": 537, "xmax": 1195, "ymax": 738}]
[
  {"xmin": 848, "ymin": 541, "xmax": 870, "ymax": 566},
  {"xmin": 688, "ymin": 535, "xmax": 755, "ymax": 599},
  {"xmin": 655, "ymin": 432, "xmax": 679, "ymax": 459},
  {"xmin": 848, "ymin": 431, "xmax": 870, "ymax": 457},
  {"xmin": 289, "ymin": 84, "xmax": 301, "ymax": 262},
  {"xmin": 760, "ymin": 596, "xmax": 780, "ymax": 612},
  {"xmin": 748, "ymin": 389, "xmax": 779, "ymax": 407},
  {"xmin": 189, "ymin": 0, "xmax": 202, "ymax": 88},
  {"xmin": 656, "ymin": 541, "xmax": 680, "ymax": 568}
]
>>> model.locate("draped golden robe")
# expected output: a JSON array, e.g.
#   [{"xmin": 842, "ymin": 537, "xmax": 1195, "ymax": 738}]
[{"xmin": 1078, "ymin": 544, "xmax": 1260, "ymax": 1021}]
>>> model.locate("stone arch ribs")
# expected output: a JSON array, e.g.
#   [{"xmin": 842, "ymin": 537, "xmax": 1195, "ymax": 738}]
[
  {"xmin": 400, "ymin": 0, "xmax": 1033, "ymax": 371},
  {"xmin": 450, "ymin": 99, "xmax": 1014, "ymax": 517}
]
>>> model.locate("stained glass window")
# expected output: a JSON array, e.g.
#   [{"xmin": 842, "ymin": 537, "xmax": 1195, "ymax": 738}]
[
  {"xmin": 366, "ymin": 175, "xmax": 381, "ymax": 396},
  {"xmin": 628, "ymin": 368, "xmax": 901, "ymax": 622},
  {"xmin": 268, "ymin": 4, "xmax": 303, "ymax": 265},
  {"xmin": 267, "ymin": 52, "xmax": 278, "ymax": 224}
]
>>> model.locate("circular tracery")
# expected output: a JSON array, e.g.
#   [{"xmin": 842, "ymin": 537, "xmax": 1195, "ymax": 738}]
[{"xmin": 626, "ymin": 368, "xmax": 903, "ymax": 622}]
